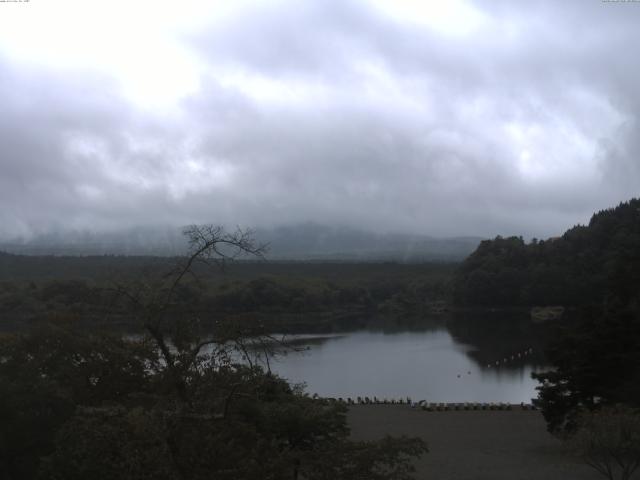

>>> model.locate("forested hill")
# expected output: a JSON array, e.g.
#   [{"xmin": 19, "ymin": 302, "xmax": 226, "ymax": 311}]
[
  {"xmin": 453, "ymin": 198, "xmax": 640, "ymax": 307},
  {"xmin": 0, "ymin": 224, "xmax": 482, "ymax": 261}
]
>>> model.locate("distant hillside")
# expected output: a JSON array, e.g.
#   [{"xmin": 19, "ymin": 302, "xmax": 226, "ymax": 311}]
[
  {"xmin": 0, "ymin": 226, "xmax": 188, "ymax": 256},
  {"xmin": 453, "ymin": 198, "xmax": 640, "ymax": 307},
  {"xmin": 257, "ymin": 224, "xmax": 482, "ymax": 261},
  {"xmin": 0, "ymin": 224, "xmax": 482, "ymax": 262}
]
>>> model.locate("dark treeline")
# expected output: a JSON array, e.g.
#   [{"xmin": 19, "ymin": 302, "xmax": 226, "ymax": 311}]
[
  {"xmin": 453, "ymin": 198, "xmax": 640, "ymax": 440},
  {"xmin": 0, "ymin": 251, "xmax": 172, "ymax": 281},
  {"xmin": 0, "ymin": 253, "xmax": 455, "ymax": 282},
  {"xmin": 2, "ymin": 200, "xmax": 639, "ymax": 478},
  {"xmin": 0, "ymin": 260, "xmax": 454, "ymax": 333},
  {"xmin": 0, "ymin": 226, "xmax": 429, "ymax": 480},
  {"xmin": 453, "ymin": 198, "xmax": 640, "ymax": 307}
]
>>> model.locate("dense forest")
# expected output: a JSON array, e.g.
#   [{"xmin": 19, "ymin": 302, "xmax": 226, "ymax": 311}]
[
  {"xmin": 0, "ymin": 259, "xmax": 453, "ymax": 333},
  {"xmin": 0, "ymin": 226, "xmax": 429, "ymax": 479},
  {"xmin": 2, "ymin": 200, "xmax": 639, "ymax": 478},
  {"xmin": 451, "ymin": 199, "xmax": 640, "ymax": 443},
  {"xmin": 449, "ymin": 199, "xmax": 640, "ymax": 446},
  {"xmin": 453, "ymin": 198, "xmax": 640, "ymax": 308}
]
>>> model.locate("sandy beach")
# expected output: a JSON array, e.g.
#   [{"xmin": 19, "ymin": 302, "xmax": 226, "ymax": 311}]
[{"xmin": 347, "ymin": 405, "xmax": 601, "ymax": 480}]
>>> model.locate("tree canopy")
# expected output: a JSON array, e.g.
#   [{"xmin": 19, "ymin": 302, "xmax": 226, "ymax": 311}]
[
  {"xmin": 453, "ymin": 198, "xmax": 640, "ymax": 307},
  {"xmin": 532, "ymin": 303, "xmax": 640, "ymax": 434},
  {"xmin": 0, "ymin": 225, "xmax": 427, "ymax": 480},
  {"xmin": 452, "ymin": 199, "xmax": 640, "ymax": 439}
]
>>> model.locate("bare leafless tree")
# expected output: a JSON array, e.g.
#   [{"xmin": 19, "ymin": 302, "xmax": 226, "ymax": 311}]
[{"xmin": 110, "ymin": 225, "xmax": 274, "ymax": 399}]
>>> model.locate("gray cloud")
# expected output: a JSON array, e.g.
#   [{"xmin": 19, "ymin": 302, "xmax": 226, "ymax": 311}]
[{"xmin": 1, "ymin": 0, "xmax": 640, "ymax": 242}]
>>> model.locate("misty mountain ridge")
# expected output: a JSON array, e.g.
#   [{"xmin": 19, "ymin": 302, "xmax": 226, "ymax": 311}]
[{"xmin": 0, "ymin": 224, "xmax": 483, "ymax": 262}]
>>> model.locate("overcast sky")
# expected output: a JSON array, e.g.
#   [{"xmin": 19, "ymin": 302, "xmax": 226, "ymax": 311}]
[{"xmin": 1, "ymin": 0, "xmax": 639, "ymax": 241}]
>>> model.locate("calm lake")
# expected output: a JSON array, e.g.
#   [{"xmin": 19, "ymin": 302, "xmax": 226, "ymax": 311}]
[{"xmin": 265, "ymin": 314, "xmax": 550, "ymax": 404}]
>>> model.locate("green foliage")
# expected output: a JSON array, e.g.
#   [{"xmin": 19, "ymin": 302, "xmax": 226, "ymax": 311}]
[
  {"xmin": 0, "ymin": 321, "xmax": 154, "ymax": 480},
  {"xmin": 0, "ymin": 226, "xmax": 427, "ymax": 479},
  {"xmin": 0, "ymin": 325, "xmax": 427, "ymax": 479},
  {"xmin": 454, "ymin": 198, "xmax": 640, "ymax": 307},
  {"xmin": 533, "ymin": 305, "xmax": 640, "ymax": 434},
  {"xmin": 0, "ymin": 369, "xmax": 73, "ymax": 480},
  {"xmin": 453, "ymin": 199, "xmax": 640, "ymax": 437},
  {"xmin": 0, "ymin": 262, "xmax": 454, "ymax": 333},
  {"xmin": 42, "ymin": 408, "xmax": 176, "ymax": 480}
]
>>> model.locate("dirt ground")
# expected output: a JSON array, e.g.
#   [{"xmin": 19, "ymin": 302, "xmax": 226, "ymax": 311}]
[{"xmin": 347, "ymin": 405, "xmax": 602, "ymax": 480}]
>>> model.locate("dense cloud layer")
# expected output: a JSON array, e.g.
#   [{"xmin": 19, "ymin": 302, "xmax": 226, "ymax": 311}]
[{"xmin": 0, "ymin": 0, "xmax": 639, "ymax": 241}]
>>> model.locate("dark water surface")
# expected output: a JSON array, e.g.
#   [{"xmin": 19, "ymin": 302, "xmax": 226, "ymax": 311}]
[{"xmin": 268, "ymin": 314, "xmax": 550, "ymax": 403}]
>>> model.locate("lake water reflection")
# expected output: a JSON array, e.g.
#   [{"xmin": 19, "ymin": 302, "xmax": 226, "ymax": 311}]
[{"xmin": 268, "ymin": 316, "xmax": 549, "ymax": 404}]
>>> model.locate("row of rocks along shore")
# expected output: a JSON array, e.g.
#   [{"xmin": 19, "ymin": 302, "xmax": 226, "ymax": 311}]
[{"xmin": 312, "ymin": 396, "xmax": 538, "ymax": 411}]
